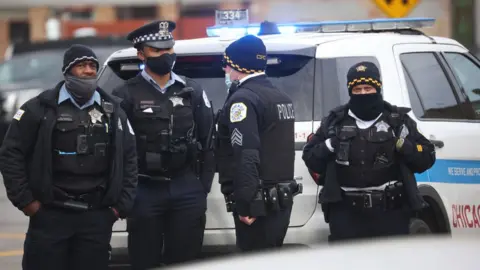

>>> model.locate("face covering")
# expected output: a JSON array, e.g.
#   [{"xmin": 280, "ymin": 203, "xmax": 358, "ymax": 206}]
[
  {"xmin": 225, "ymin": 71, "xmax": 233, "ymax": 92},
  {"xmin": 145, "ymin": 53, "xmax": 176, "ymax": 75},
  {"xmin": 348, "ymin": 93, "xmax": 384, "ymax": 121},
  {"xmin": 64, "ymin": 75, "xmax": 97, "ymax": 105}
]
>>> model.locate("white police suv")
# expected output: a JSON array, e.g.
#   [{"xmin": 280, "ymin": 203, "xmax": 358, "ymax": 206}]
[{"xmin": 98, "ymin": 17, "xmax": 480, "ymax": 254}]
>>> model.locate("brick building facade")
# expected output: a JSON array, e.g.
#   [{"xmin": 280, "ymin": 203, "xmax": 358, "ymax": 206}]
[{"xmin": 0, "ymin": 0, "xmax": 477, "ymax": 60}]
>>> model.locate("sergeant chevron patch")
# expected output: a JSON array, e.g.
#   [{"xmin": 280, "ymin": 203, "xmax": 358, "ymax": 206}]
[{"xmin": 231, "ymin": 128, "xmax": 243, "ymax": 146}]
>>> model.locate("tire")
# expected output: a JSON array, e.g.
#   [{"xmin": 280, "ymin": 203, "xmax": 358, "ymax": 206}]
[{"xmin": 409, "ymin": 218, "xmax": 432, "ymax": 234}]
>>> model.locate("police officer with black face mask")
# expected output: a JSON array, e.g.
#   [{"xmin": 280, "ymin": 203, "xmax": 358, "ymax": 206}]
[
  {"xmin": 111, "ymin": 21, "xmax": 215, "ymax": 269},
  {"xmin": 303, "ymin": 61, "xmax": 436, "ymax": 242},
  {"xmin": 216, "ymin": 35, "xmax": 301, "ymax": 251},
  {"xmin": 0, "ymin": 44, "xmax": 138, "ymax": 270}
]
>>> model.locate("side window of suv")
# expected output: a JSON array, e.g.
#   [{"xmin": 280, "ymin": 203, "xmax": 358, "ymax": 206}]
[
  {"xmin": 401, "ymin": 52, "xmax": 466, "ymax": 120},
  {"xmin": 444, "ymin": 52, "xmax": 480, "ymax": 119},
  {"xmin": 314, "ymin": 56, "xmax": 380, "ymax": 120}
]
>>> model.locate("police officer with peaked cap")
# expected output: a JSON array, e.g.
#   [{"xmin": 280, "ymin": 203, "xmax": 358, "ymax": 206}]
[
  {"xmin": 111, "ymin": 20, "xmax": 215, "ymax": 268},
  {"xmin": 0, "ymin": 44, "xmax": 138, "ymax": 270},
  {"xmin": 302, "ymin": 61, "xmax": 436, "ymax": 242},
  {"xmin": 216, "ymin": 34, "xmax": 300, "ymax": 251}
]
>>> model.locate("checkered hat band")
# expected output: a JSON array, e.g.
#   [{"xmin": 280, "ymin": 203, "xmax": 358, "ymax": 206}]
[
  {"xmin": 133, "ymin": 33, "xmax": 173, "ymax": 45},
  {"xmin": 348, "ymin": 77, "xmax": 382, "ymax": 88},
  {"xmin": 223, "ymin": 54, "xmax": 264, "ymax": 74}
]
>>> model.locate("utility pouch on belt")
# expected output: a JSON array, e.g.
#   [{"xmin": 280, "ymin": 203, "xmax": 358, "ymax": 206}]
[
  {"xmin": 277, "ymin": 183, "xmax": 294, "ymax": 210},
  {"xmin": 250, "ymin": 190, "xmax": 267, "ymax": 216},
  {"xmin": 266, "ymin": 187, "xmax": 280, "ymax": 212},
  {"xmin": 384, "ymin": 182, "xmax": 405, "ymax": 210}
]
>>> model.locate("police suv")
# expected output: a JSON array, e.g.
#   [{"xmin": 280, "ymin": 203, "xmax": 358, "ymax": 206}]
[{"xmin": 98, "ymin": 17, "xmax": 480, "ymax": 253}]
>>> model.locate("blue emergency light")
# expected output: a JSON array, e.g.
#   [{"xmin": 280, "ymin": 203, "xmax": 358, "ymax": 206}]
[{"xmin": 206, "ymin": 17, "xmax": 435, "ymax": 37}]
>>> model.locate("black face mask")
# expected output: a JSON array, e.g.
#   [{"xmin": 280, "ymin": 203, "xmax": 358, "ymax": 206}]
[
  {"xmin": 64, "ymin": 75, "xmax": 97, "ymax": 105},
  {"xmin": 348, "ymin": 93, "xmax": 384, "ymax": 121},
  {"xmin": 145, "ymin": 53, "xmax": 176, "ymax": 76}
]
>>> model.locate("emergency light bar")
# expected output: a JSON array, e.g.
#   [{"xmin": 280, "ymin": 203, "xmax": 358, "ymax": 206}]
[{"xmin": 206, "ymin": 17, "xmax": 435, "ymax": 37}]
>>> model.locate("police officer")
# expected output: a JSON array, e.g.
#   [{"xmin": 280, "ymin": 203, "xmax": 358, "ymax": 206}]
[
  {"xmin": 111, "ymin": 21, "xmax": 215, "ymax": 269},
  {"xmin": 0, "ymin": 44, "xmax": 138, "ymax": 270},
  {"xmin": 216, "ymin": 35, "xmax": 300, "ymax": 251},
  {"xmin": 302, "ymin": 61, "xmax": 436, "ymax": 242}
]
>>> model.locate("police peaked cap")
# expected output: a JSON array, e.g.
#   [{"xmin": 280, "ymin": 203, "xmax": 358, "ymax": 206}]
[
  {"xmin": 346, "ymin": 61, "xmax": 382, "ymax": 94},
  {"xmin": 127, "ymin": 20, "xmax": 176, "ymax": 49}
]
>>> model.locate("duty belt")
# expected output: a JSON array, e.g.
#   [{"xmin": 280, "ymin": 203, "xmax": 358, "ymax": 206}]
[
  {"xmin": 51, "ymin": 188, "xmax": 104, "ymax": 211},
  {"xmin": 342, "ymin": 182, "xmax": 405, "ymax": 210},
  {"xmin": 224, "ymin": 181, "xmax": 303, "ymax": 213}
]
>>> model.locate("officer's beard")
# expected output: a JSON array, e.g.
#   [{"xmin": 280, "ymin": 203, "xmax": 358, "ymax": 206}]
[
  {"xmin": 348, "ymin": 93, "xmax": 384, "ymax": 121},
  {"xmin": 64, "ymin": 75, "xmax": 98, "ymax": 105}
]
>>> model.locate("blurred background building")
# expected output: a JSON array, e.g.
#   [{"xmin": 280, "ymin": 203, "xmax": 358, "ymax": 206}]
[{"xmin": 0, "ymin": 0, "xmax": 477, "ymax": 61}]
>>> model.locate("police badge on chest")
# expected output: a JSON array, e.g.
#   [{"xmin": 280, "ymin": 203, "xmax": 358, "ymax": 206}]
[{"xmin": 89, "ymin": 108, "xmax": 103, "ymax": 124}]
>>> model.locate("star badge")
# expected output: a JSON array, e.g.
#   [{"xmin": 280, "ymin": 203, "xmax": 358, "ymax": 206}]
[
  {"xmin": 89, "ymin": 108, "xmax": 103, "ymax": 124},
  {"xmin": 375, "ymin": 120, "xmax": 390, "ymax": 133},
  {"xmin": 158, "ymin": 21, "xmax": 169, "ymax": 37},
  {"xmin": 356, "ymin": 65, "xmax": 367, "ymax": 72},
  {"xmin": 169, "ymin": 96, "xmax": 184, "ymax": 107}
]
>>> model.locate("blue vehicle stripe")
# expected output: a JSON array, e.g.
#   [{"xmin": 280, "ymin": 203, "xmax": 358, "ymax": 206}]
[{"xmin": 416, "ymin": 159, "xmax": 480, "ymax": 184}]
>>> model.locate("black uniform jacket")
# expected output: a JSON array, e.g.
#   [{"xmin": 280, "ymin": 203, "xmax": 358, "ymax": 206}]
[
  {"xmin": 303, "ymin": 102, "xmax": 435, "ymax": 179},
  {"xmin": 112, "ymin": 74, "xmax": 215, "ymax": 193},
  {"xmin": 0, "ymin": 81, "xmax": 138, "ymax": 218}
]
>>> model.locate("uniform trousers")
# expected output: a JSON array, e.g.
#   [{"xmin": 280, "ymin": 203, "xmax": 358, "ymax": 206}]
[
  {"xmin": 22, "ymin": 205, "xmax": 116, "ymax": 270},
  {"xmin": 233, "ymin": 204, "xmax": 292, "ymax": 252},
  {"xmin": 327, "ymin": 201, "xmax": 410, "ymax": 242},
  {"xmin": 127, "ymin": 171, "xmax": 207, "ymax": 270}
]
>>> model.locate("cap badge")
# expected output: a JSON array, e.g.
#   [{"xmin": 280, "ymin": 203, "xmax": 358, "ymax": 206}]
[
  {"xmin": 356, "ymin": 65, "xmax": 367, "ymax": 72},
  {"xmin": 158, "ymin": 21, "xmax": 169, "ymax": 36}
]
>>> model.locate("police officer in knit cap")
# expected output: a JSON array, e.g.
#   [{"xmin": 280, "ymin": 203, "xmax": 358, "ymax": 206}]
[
  {"xmin": 216, "ymin": 34, "xmax": 301, "ymax": 251},
  {"xmin": 0, "ymin": 44, "xmax": 138, "ymax": 270},
  {"xmin": 302, "ymin": 61, "xmax": 435, "ymax": 242},
  {"xmin": 111, "ymin": 21, "xmax": 215, "ymax": 269}
]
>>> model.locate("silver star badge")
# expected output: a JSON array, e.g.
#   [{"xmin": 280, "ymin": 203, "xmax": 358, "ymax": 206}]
[
  {"xmin": 375, "ymin": 120, "xmax": 389, "ymax": 133},
  {"xmin": 89, "ymin": 108, "xmax": 103, "ymax": 124},
  {"xmin": 169, "ymin": 97, "xmax": 184, "ymax": 107}
]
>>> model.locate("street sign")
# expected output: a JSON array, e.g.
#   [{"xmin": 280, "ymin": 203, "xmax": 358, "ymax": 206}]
[
  {"xmin": 374, "ymin": 0, "xmax": 420, "ymax": 18},
  {"xmin": 215, "ymin": 9, "xmax": 249, "ymax": 26}
]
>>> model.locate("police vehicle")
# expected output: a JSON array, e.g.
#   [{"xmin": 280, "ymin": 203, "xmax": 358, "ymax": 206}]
[{"xmin": 98, "ymin": 13, "xmax": 480, "ymax": 253}]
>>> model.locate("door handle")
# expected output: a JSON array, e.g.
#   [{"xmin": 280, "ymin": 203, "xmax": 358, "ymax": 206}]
[
  {"xmin": 294, "ymin": 176, "xmax": 303, "ymax": 181},
  {"xmin": 430, "ymin": 139, "xmax": 444, "ymax": 149}
]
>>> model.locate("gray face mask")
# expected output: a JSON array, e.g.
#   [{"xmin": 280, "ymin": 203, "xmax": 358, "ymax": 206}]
[{"xmin": 64, "ymin": 75, "xmax": 97, "ymax": 105}]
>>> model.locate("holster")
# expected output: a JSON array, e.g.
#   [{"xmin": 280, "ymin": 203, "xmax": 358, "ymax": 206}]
[
  {"xmin": 384, "ymin": 182, "xmax": 405, "ymax": 210},
  {"xmin": 277, "ymin": 183, "xmax": 293, "ymax": 210}
]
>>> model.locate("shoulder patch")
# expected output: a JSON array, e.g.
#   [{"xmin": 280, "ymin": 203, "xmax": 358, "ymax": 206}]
[
  {"xmin": 202, "ymin": 90, "xmax": 211, "ymax": 108},
  {"xmin": 230, "ymin": 102, "xmax": 247, "ymax": 123},
  {"xmin": 13, "ymin": 109, "xmax": 25, "ymax": 121}
]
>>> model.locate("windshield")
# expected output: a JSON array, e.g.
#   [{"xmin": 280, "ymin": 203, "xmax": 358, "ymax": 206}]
[{"xmin": 0, "ymin": 47, "xmax": 126, "ymax": 90}]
